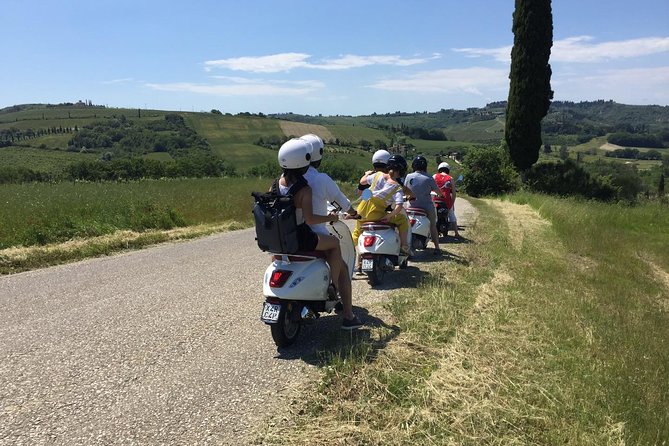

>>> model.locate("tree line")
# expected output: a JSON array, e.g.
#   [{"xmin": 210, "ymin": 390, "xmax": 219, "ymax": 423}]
[{"xmin": 604, "ymin": 148, "xmax": 664, "ymax": 160}]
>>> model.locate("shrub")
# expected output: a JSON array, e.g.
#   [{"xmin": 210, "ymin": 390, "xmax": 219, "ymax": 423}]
[
  {"xmin": 461, "ymin": 145, "xmax": 520, "ymax": 197},
  {"xmin": 525, "ymin": 159, "xmax": 616, "ymax": 201}
]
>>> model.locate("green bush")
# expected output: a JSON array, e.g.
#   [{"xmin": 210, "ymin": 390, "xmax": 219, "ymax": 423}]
[
  {"xmin": 525, "ymin": 159, "xmax": 617, "ymax": 201},
  {"xmin": 461, "ymin": 145, "xmax": 520, "ymax": 197}
]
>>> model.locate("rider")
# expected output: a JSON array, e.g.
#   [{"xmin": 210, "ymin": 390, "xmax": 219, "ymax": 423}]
[
  {"xmin": 352, "ymin": 154, "xmax": 411, "ymax": 257},
  {"xmin": 300, "ymin": 133, "xmax": 358, "ymax": 236},
  {"xmin": 277, "ymin": 139, "xmax": 362, "ymax": 329},
  {"xmin": 433, "ymin": 161, "xmax": 460, "ymax": 237},
  {"xmin": 405, "ymin": 155, "xmax": 442, "ymax": 254}
]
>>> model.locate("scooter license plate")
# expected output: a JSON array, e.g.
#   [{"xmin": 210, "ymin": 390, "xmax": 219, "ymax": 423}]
[
  {"xmin": 361, "ymin": 258, "xmax": 374, "ymax": 271},
  {"xmin": 261, "ymin": 302, "xmax": 281, "ymax": 323}
]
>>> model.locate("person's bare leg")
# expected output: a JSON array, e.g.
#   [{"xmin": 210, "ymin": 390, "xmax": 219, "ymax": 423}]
[
  {"xmin": 317, "ymin": 235, "xmax": 342, "ymax": 287},
  {"xmin": 430, "ymin": 222, "xmax": 440, "ymax": 250},
  {"xmin": 337, "ymin": 268, "xmax": 354, "ymax": 320}
]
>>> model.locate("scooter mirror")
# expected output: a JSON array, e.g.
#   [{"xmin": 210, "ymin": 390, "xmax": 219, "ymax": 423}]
[{"xmin": 361, "ymin": 189, "xmax": 372, "ymax": 201}]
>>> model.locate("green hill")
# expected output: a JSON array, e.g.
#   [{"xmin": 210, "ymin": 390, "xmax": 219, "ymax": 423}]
[{"xmin": 2, "ymin": 101, "xmax": 668, "ymax": 182}]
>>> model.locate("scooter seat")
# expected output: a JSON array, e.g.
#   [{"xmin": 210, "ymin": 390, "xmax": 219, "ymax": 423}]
[
  {"xmin": 361, "ymin": 221, "xmax": 396, "ymax": 231},
  {"xmin": 406, "ymin": 207, "xmax": 427, "ymax": 216},
  {"xmin": 273, "ymin": 251, "xmax": 327, "ymax": 261}
]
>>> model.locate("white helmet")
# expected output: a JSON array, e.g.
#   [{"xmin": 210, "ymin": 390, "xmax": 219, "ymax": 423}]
[
  {"xmin": 372, "ymin": 149, "xmax": 391, "ymax": 165},
  {"xmin": 278, "ymin": 138, "xmax": 312, "ymax": 169},
  {"xmin": 300, "ymin": 134, "xmax": 324, "ymax": 162},
  {"xmin": 438, "ymin": 162, "xmax": 450, "ymax": 172}
]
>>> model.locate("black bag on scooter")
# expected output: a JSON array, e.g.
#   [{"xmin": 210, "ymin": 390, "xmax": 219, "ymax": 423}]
[{"xmin": 251, "ymin": 177, "xmax": 307, "ymax": 254}]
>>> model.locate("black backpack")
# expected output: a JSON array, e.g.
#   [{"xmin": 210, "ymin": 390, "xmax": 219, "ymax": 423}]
[{"xmin": 251, "ymin": 176, "xmax": 307, "ymax": 254}]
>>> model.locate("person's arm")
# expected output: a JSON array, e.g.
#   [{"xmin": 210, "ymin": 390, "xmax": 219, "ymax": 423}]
[
  {"xmin": 298, "ymin": 187, "xmax": 337, "ymax": 225},
  {"xmin": 430, "ymin": 177, "xmax": 441, "ymax": 195},
  {"xmin": 381, "ymin": 203, "xmax": 404, "ymax": 221},
  {"xmin": 451, "ymin": 181, "xmax": 457, "ymax": 203},
  {"xmin": 323, "ymin": 174, "xmax": 352, "ymax": 210},
  {"xmin": 380, "ymin": 187, "xmax": 404, "ymax": 221},
  {"xmin": 358, "ymin": 171, "xmax": 374, "ymax": 187}
]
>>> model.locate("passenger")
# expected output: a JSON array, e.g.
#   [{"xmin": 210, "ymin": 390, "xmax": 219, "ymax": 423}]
[
  {"xmin": 277, "ymin": 139, "xmax": 362, "ymax": 329},
  {"xmin": 433, "ymin": 162, "xmax": 460, "ymax": 237},
  {"xmin": 405, "ymin": 155, "xmax": 443, "ymax": 254},
  {"xmin": 352, "ymin": 154, "xmax": 411, "ymax": 258},
  {"xmin": 299, "ymin": 133, "xmax": 359, "ymax": 235},
  {"xmin": 357, "ymin": 149, "xmax": 392, "ymax": 196}
]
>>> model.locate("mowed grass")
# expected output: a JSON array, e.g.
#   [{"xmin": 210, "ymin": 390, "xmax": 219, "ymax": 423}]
[
  {"xmin": 326, "ymin": 124, "xmax": 387, "ymax": 143},
  {"xmin": 443, "ymin": 117, "xmax": 505, "ymax": 142},
  {"xmin": 257, "ymin": 194, "xmax": 669, "ymax": 445},
  {"xmin": 184, "ymin": 113, "xmax": 285, "ymax": 171},
  {"xmin": 0, "ymin": 177, "xmax": 268, "ymax": 251}
]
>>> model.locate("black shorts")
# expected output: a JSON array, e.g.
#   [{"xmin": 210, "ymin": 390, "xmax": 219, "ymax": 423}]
[{"xmin": 297, "ymin": 223, "xmax": 319, "ymax": 252}]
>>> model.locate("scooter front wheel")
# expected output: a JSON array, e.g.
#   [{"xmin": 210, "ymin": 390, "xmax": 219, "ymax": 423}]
[{"xmin": 270, "ymin": 303, "xmax": 301, "ymax": 348}]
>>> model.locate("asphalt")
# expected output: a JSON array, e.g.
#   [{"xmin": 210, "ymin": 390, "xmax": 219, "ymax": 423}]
[{"xmin": 0, "ymin": 198, "xmax": 476, "ymax": 445}]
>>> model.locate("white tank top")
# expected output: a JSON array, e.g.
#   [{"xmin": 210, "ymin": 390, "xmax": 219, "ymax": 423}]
[{"xmin": 278, "ymin": 183, "xmax": 305, "ymax": 224}]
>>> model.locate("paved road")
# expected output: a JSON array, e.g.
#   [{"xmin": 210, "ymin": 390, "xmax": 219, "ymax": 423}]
[{"xmin": 0, "ymin": 198, "xmax": 475, "ymax": 446}]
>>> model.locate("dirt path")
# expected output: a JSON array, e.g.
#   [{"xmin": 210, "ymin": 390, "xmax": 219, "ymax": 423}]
[{"xmin": 348, "ymin": 197, "xmax": 478, "ymax": 323}]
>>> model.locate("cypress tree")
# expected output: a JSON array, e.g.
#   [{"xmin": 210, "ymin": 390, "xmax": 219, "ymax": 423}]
[
  {"xmin": 505, "ymin": 0, "xmax": 554, "ymax": 172},
  {"xmin": 659, "ymin": 173, "xmax": 665, "ymax": 196}
]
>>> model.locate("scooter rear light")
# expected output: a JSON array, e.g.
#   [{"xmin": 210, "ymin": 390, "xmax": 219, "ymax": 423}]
[
  {"xmin": 409, "ymin": 218, "xmax": 417, "ymax": 226},
  {"xmin": 363, "ymin": 236, "xmax": 376, "ymax": 247},
  {"xmin": 269, "ymin": 270, "xmax": 292, "ymax": 287}
]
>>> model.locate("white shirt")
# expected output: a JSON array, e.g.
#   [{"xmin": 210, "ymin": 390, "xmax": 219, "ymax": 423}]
[
  {"xmin": 364, "ymin": 172, "xmax": 404, "ymax": 206},
  {"xmin": 304, "ymin": 166, "xmax": 352, "ymax": 235}
]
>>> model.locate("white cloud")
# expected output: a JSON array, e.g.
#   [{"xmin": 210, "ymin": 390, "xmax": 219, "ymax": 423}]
[
  {"xmin": 101, "ymin": 78, "xmax": 136, "ymax": 85},
  {"xmin": 369, "ymin": 67, "xmax": 508, "ymax": 94},
  {"xmin": 454, "ymin": 36, "xmax": 669, "ymax": 63},
  {"xmin": 453, "ymin": 46, "xmax": 511, "ymax": 62},
  {"xmin": 309, "ymin": 54, "xmax": 439, "ymax": 70},
  {"xmin": 553, "ymin": 36, "xmax": 669, "ymax": 62},
  {"xmin": 145, "ymin": 78, "xmax": 324, "ymax": 96},
  {"xmin": 204, "ymin": 52, "xmax": 438, "ymax": 73},
  {"xmin": 204, "ymin": 53, "xmax": 311, "ymax": 73}
]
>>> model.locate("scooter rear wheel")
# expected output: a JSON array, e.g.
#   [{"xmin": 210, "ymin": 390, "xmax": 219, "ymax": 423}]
[
  {"xmin": 270, "ymin": 303, "xmax": 301, "ymax": 348},
  {"xmin": 367, "ymin": 257, "xmax": 385, "ymax": 286}
]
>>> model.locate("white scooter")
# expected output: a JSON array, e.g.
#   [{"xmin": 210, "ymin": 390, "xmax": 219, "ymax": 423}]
[
  {"xmin": 260, "ymin": 204, "xmax": 355, "ymax": 348},
  {"xmin": 406, "ymin": 206, "xmax": 430, "ymax": 250},
  {"xmin": 357, "ymin": 221, "xmax": 410, "ymax": 286}
]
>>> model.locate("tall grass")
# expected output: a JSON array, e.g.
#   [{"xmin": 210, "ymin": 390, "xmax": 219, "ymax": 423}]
[
  {"xmin": 257, "ymin": 195, "xmax": 669, "ymax": 445},
  {"xmin": 0, "ymin": 177, "xmax": 268, "ymax": 249}
]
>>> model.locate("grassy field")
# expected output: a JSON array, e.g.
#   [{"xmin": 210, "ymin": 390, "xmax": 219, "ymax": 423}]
[
  {"xmin": 0, "ymin": 177, "xmax": 267, "ymax": 250},
  {"xmin": 443, "ymin": 117, "xmax": 505, "ymax": 142},
  {"xmin": 0, "ymin": 146, "xmax": 99, "ymax": 172},
  {"xmin": 257, "ymin": 194, "xmax": 669, "ymax": 445}
]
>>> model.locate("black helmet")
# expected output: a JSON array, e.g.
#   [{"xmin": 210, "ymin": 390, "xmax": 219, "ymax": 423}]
[
  {"xmin": 387, "ymin": 154, "xmax": 408, "ymax": 176},
  {"xmin": 412, "ymin": 155, "xmax": 427, "ymax": 171}
]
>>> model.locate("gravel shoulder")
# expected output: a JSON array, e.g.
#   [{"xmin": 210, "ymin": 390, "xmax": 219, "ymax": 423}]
[{"xmin": 0, "ymin": 198, "xmax": 476, "ymax": 445}]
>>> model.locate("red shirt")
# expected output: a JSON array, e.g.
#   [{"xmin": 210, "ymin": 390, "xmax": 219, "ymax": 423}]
[{"xmin": 433, "ymin": 173, "xmax": 454, "ymax": 209}]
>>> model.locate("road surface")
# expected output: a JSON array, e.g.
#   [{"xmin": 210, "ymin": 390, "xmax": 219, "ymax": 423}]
[{"xmin": 0, "ymin": 198, "xmax": 476, "ymax": 445}]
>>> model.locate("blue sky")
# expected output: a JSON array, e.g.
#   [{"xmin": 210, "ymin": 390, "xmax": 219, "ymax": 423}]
[{"xmin": 3, "ymin": 0, "xmax": 668, "ymax": 115}]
